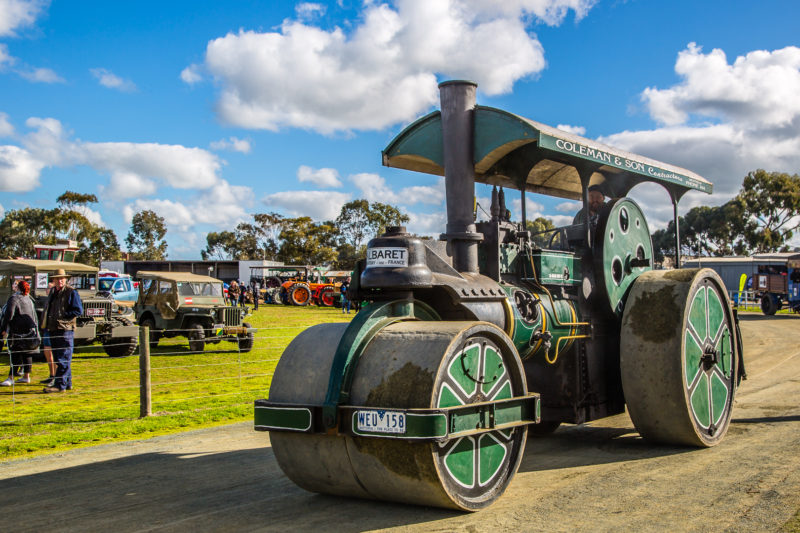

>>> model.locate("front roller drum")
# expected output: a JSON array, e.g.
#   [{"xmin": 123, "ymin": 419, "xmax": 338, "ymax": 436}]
[
  {"xmin": 268, "ymin": 321, "xmax": 528, "ymax": 510},
  {"xmin": 620, "ymin": 268, "xmax": 739, "ymax": 447}
]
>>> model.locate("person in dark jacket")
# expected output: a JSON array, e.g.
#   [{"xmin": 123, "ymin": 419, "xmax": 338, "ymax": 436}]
[
  {"xmin": 41, "ymin": 269, "xmax": 83, "ymax": 393},
  {"xmin": 228, "ymin": 281, "xmax": 240, "ymax": 307},
  {"xmin": 0, "ymin": 280, "xmax": 39, "ymax": 386}
]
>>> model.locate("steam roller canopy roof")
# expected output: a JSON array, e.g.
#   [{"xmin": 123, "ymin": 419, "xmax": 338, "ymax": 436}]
[{"xmin": 382, "ymin": 105, "xmax": 712, "ymax": 201}]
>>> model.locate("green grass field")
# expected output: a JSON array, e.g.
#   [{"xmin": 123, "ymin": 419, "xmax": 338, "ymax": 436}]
[{"xmin": 0, "ymin": 304, "xmax": 352, "ymax": 461}]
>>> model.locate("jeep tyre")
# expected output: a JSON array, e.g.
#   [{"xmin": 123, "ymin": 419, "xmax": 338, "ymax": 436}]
[
  {"xmin": 103, "ymin": 317, "xmax": 138, "ymax": 357},
  {"xmin": 188, "ymin": 323, "xmax": 206, "ymax": 352},
  {"xmin": 238, "ymin": 322, "xmax": 254, "ymax": 353},
  {"xmin": 140, "ymin": 317, "xmax": 160, "ymax": 349}
]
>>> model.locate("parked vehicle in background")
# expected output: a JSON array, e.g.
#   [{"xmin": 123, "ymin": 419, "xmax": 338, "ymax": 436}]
[
  {"xmin": 250, "ymin": 265, "xmax": 337, "ymax": 307},
  {"xmin": 752, "ymin": 256, "xmax": 800, "ymax": 314},
  {"xmin": 134, "ymin": 271, "xmax": 255, "ymax": 352},
  {"xmin": 0, "ymin": 260, "xmax": 139, "ymax": 357},
  {"xmin": 97, "ymin": 275, "xmax": 138, "ymax": 307}
]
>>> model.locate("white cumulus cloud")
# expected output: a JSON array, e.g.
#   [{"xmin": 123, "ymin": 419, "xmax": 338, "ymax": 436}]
[
  {"xmin": 0, "ymin": 116, "xmax": 224, "ymax": 194},
  {"xmin": 556, "ymin": 124, "xmax": 586, "ymax": 135},
  {"xmin": 295, "ymin": 2, "xmax": 325, "ymax": 19},
  {"xmin": 195, "ymin": 0, "xmax": 594, "ymax": 133},
  {"xmin": 122, "ymin": 180, "xmax": 253, "ymax": 233},
  {"xmin": 104, "ymin": 172, "xmax": 158, "ymax": 199},
  {"xmin": 18, "ymin": 66, "xmax": 63, "ymax": 83},
  {"xmin": 555, "ymin": 200, "xmax": 581, "ymax": 213},
  {"xmin": 0, "ymin": 43, "xmax": 13, "ymax": 68},
  {"xmin": 0, "ymin": 112, "xmax": 13, "ymax": 137},
  {"xmin": 0, "ymin": 144, "xmax": 44, "ymax": 191},
  {"xmin": 405, "ymin": 211, "xmax": 445, "ymax": 236},
  {"xmin": 0, "ymin": 0, "xmax": 47, "ymax": 37},
  {"xmin": 351, "ymin": 172, "xmax": 444, "ymax": 205},
  {"xmin": 71, "ymin": 205, "xmax": 104, "ymax": 227},
  {"xmin": 90, "ymin": 68, "xmax": 136, "ymax": 92},
  {"xmin": 180, "ymin": 64, "xmax": 203, "ymax": 84},
  {"xmin": 261, "ymin": 190, "xmax": 351, "ymax": 220},
  {"xmin": 210, "ymin": 136, "xmax": 251, "ymax": 153},
  {"xmin": 597, "ymin": 43, "xmax": 800, "ymax": 226},
  {"xmin": 297, "ymin": 165, "xmax": 342, "ymax": 188}
]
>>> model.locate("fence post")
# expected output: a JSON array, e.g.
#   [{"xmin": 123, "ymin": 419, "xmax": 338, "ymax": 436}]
[{"xmin": 139, "ymin": 326, "xmax": 151, "ymax": 418}]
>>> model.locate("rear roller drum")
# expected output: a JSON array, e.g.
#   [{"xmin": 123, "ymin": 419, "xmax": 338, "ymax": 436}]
[
  {"xmin": 620, "ymin": 268, "xmax": 739, "ymax": 447},
  {"xmin": 269, "ymin": 320, "xmax": 528, "ymax": 510}
]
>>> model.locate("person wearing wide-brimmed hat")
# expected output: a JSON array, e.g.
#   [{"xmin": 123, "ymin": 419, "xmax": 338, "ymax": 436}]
[{"xmin": 41, "ymin": 269, "xmax": 83, "ymax": 393}]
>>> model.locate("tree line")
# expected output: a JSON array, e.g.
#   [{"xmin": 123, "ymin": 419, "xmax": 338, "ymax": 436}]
[
  {"xmin": 201, "ymin": 199, "xmax": 408, "ymax": 268},
  {"xmin": 0, "ymin": 194, "xmax": 408, "ymax": 269},
  {"xmin": 652, "ymin": 170, "xmax": 800, "ymax": 262}
]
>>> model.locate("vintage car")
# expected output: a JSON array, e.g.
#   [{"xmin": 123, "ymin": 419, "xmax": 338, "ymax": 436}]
[
  {"xmin": 0, "ymin": 260, "xmax": 139, "ymax": 357},
  {"xmin": 97, "ymin": 275, "xmax": 138, "ymax": 306},
  {"xmin": 133, "ymin": 271, "xmax": 255, "ymax": 352}
]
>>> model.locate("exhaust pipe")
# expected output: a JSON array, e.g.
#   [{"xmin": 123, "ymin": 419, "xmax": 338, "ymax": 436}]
[{"xmin": 439, "ymin": 80, "xmax": 482, "ymax": 273}]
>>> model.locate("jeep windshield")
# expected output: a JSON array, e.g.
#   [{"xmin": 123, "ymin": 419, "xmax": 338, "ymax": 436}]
[
  {"xmin": 177, "ymin": 282, "xmax": 223, "ymax": 297},
  {"xmin": 98, "ymin": 279, "xmax": 115, "ymax": 291}
]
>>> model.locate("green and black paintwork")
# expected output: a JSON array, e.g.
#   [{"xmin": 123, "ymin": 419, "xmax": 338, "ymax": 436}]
[{"xmin": 254, "ymin": 81, "xmax": 745, "ymax": 510}]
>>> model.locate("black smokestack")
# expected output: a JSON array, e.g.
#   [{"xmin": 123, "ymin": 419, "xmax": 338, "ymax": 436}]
[{"xmin": 438, "ymin": 80, "xmax": 482, "ymax": 273}]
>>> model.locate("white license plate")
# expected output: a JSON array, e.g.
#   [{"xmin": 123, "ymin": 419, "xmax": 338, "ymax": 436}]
[
  {"xmin": 86, "ymin": 308, "xmax": 105, "ymax": 317},
  {"xmin": 356, "ymin": 409, "xmax": 406, "ymax": 434}
]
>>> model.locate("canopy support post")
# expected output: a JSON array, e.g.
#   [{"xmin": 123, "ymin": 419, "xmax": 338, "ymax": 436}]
[
  {"xmin": 673, "ymin": 197, "xmax": 681, "ymax": 268},
  {"xmin": 667, "ymin": 186, "xmax": 687, "ymax": 269}
]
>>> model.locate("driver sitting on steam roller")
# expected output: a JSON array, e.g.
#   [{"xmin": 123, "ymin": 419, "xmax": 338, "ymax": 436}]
[{"xmin": 572, "ymin": 184, "xmax": 606, "ymax": 228}]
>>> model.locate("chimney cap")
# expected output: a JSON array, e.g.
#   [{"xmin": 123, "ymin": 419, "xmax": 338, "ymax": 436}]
[{"xmin": 438, "ymin": 80, "xmax": 477, "ymax": 89}]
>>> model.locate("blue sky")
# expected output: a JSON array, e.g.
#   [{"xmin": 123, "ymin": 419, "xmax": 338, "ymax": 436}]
[{"xmin": 1, "ymin": 0, "xmax": 800, "ymax": 258}]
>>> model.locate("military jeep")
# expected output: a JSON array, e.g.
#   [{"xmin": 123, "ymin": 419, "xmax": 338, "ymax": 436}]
[
  {"xmin": 0, "ymin": 260, "xmax": 139, "ymax": 357},
  {"xmin": 134, "ymin": 271, "xmax": 255, "ymax": 352}
]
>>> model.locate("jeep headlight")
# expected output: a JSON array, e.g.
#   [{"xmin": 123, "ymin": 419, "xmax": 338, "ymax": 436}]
[{"xmin": 112, "ymin": 302, "xmax": 119, "ymax": 314}]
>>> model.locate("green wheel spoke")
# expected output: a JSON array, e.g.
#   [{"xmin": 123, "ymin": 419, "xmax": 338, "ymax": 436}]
[
  {"xmin": 478, "ymin": 433, "xmax": 508, "ymax": 486},
  {"xmin": 687, "ymin": 366, "xmax": 704, "ymax": 398},
  {"xmin": 448, "ymin": 343, "xmax": 481, "ymax": 398},
  {"xmin": 689, "ymin": 287, "xmax": 708, "ymax": 341},
  {"xmin": 706, "ymin": 286, "xmax": 726, "ymax": 342},
  {"xmin": 444, "ymin": 437, "xmax": 477, "ymax": 488},
  {"xmin": 439, "ymin": 383, "xmax": 467, "ymax": 408},
  {"xmin": 715, "ymin": 326, "xmax": 732, "ymax": 378},
  {"xmin": 689, "ymin": 373, "xmax": 711, "ymax": 428},
  {"xmin": 709, "ymin": 368, "xmax": 731, "ymax": 426},
  {"xmin": 685, "ymin": 333, "xmax": 704, "ymax": 385}
]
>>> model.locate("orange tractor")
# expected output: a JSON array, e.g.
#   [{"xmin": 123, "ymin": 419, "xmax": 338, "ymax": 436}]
[{"xmin": 251, "ymin": 266, "xmax": 338, "ymax": 307}]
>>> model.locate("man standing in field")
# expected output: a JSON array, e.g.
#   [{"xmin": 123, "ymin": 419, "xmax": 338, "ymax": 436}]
[{"xmin": 41, "ymin": 269, "xmax": 83, "ymax": 393}]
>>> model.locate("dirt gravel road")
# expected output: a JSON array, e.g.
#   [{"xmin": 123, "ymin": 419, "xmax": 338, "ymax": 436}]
[{"xmin": 1, "ymin": 313, "xmax": 798, "ymax": 532}]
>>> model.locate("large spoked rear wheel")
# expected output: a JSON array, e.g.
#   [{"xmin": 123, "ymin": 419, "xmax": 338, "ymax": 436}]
[{"xmin": 620, "ymin": 268, "xmax": 739, "ymax": 447}]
